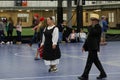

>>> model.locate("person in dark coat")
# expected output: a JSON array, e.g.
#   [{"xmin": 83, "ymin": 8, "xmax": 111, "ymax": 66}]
[
  {"xmin": 57, "ymin": 20, "xmax": 64, "ymax": 43},
  {"xmin": 6, "ymin": 18, "xmax": 14, "ymax": 44},
  {"xmin": 41, "ymin": 17, "xmax": 61, "ymax": 72},
  {"xmin": 62, "ymin": 21, "xmax": 72, "ymax": 42},
  {"xmin": 78, "ymin": 14, "xmax": 107, "ymax": 80}
]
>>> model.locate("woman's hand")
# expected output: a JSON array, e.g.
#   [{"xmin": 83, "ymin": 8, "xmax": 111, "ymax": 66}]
[
  {"xmin": 32, "ymin": 26, "xmax": 38, "ymax": 30},
  {"xmin": 52, "ymin": 45, "xmax": 56, "ymax": 49},
  {"xmin": 82, "ymin": 47, "xmax": 85, "ymax": 53},
  {"xmin": 40, "ymin": 45, "xmax": 44, "ymax": 48},
  {"xmin": 32, "ymin": 28, "xmax": 34, "ymax": 31}
]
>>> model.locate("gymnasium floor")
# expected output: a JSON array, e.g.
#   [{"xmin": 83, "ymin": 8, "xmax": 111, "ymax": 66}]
[{"xmin": 0, "ymin": 41, "xmax": 120, "ymax": 80}]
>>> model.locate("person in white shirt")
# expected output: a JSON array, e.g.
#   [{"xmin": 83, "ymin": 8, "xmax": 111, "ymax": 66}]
[
  {"xmin": 79, "ymin": 30, "xmax": 87, "ymax": 42},
  {"xmin": 41, "ymin": 17, "xmax": 61, "ymax": 72},
  {"xmin": 68, "ymin": 29, "xmax": 77, "ymax": 43},
  {"xmin": 16, "ymin": 20, "xmax": 22, "ymax": 44}
]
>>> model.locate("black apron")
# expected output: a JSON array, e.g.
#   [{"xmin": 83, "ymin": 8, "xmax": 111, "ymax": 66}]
[{"xmin": 43, "ymin": 27, "xmax": 61, "ymax": 60}]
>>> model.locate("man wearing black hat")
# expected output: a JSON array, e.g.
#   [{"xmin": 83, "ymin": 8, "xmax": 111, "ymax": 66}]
[{"xmin": 78, "ymin": 14, "xmax": 107, "ymax": 80}]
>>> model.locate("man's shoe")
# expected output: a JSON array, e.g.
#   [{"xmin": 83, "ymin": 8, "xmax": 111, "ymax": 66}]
[
  {"xmin": 97, "ymin": 74, "xmax": 107, "ymax": 79},
  {"xmin": 78, "ymin": 76, "xmax": 88, "ymax": 80}
]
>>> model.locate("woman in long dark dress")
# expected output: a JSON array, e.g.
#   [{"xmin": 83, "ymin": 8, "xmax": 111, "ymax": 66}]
[{"xmin": 41, "ymin": 17, "xmax": 61, "ymax": 72}]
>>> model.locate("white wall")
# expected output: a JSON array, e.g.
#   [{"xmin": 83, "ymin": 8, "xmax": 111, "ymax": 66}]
[
  {"xmin": 85, "ymin": 1, "xmax": 120, "ymax": 5},
  {"xmin": 27, "ymin": 1, "xmax": 76, "ymax": 7},
  {"xmin": 0, "ymin": 1, "xmax": 119, "ymax": 7},
  {"xmin": 27, "ymin": 1, "xmax": 57, "ymax": 7},
  {"xmin": 0, "ymin": 1, "xmax": 76, "ymax": 7},
  {"xmin": 0, "ymin": 1, "xmax": 14, "ymax": 7}
]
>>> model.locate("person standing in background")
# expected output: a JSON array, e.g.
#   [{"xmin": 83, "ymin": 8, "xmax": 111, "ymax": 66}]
[
  {"xmin": 16, "ymin": 20, "xmax": 22, "ymax": 44},
  {"xmin": 33, "ymin": 17, "xmax": 46, "ymax": 60},
  {"xmin": 62, "ymin": 20, "xmax": 72, "ymax": 42},
  {"xmin": 41, "ymin": 17, "xmax": 61, "ymax": 72},
  {"xmin": 28, "ymin": 14, "xmax": 40, "ymax": 47},
  {"xmin": 78, "ymin": 14, "xmax": 107, "ymax": 80},
  {"xmin": 100, "ymin": 16, "xmax": 108, "ymax": 45},
  {"xmin": 57, "ymin": 20, "xmax": 64, "ymax": 43},
  {"xmin": 0, "ymin": 19, "xmax": 5, "ymax": 44},
  {"xmin": 6, "ymin": 18, "xmax": 14, "ymax": 44}
]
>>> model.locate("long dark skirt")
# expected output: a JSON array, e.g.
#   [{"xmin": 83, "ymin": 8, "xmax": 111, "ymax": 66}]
[{"xmin": 43, "ymin": 44, "xmax": 61, "ymax": 60}]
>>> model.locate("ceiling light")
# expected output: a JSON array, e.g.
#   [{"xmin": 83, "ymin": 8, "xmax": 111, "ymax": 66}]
[
  {"xmin": 18, "ymin": 10, "xmax": 22, "ymax": 12},
  {"xmin": 1, "ymin": 10, "xmax": 3, "ymax": 12},
  {"xmin": 72, "ymin": 9, "xmax": 75, "ymax": 11},
  {"xmin": 94, "ymin": 9, "xmax": 101, "ymax": 12},
  {"xmin": 45, "ymin": 9, "xmax": 49, "ymax": 11},
  {"xmin": 27, "ymin": 10, "xmax": 30, "ymax": 12}
]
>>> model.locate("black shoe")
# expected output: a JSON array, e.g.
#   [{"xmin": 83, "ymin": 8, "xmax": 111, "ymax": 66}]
[
  {"xmin": 48, "ymin": 69, "xmax": 51, "ymax": 72},
  {"xmin": 78, "ymin": 76, "xmax": 88, "ymax": 80},
  {"xmin": 34, "ymin": 58, "xmax": 40, "ymax": 60},
  {"xmin": 97, "ymin": 74, "xmax": 107, "ymax": 79},
  {"xmin": 48, "ymin": 68, "xmax": 52, "ymax": 72}
]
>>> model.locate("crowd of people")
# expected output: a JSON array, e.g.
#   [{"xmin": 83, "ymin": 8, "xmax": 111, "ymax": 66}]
[
  {"xmin": 0, "ymin": 15, "xmax": 100, "ymax": 45},
  {"xmin": 0, "ymin": 17, "xmax": 23, "ymax": 45},
  {"xmin": 58, "ymin": 20, "xmax": 87, "ymax": 43}
]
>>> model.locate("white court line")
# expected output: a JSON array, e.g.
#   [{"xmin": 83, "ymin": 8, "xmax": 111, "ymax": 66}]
[
  {"xmin": 0, "ymin": 72, "xmax": 120, "ymax": 80},
  {"xmin": 14, "ymin": 53, "xmax": 33, "ymax": 58},
  {"xmin": 63, "ymin": 54, "xmax": 120, "ymax": 67},
  {"xmin": 14, "ymin": 52, "xmax": 120, "ymax": 67},
  {"xmin": 102, "ymin": 61, "xmax": 120, "ymax": 67},
  {"xmin": 14, "ymin": 49, "xmax": 120, "ymax": 67}
]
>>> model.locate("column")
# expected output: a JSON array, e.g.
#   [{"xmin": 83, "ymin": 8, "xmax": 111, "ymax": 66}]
[
  {"xmin": 116, "ymin": 8, "xmax": 120, "ymax": 28},
  {"xmin": 67, "ymin": 0, "xmax": 72, "ymax": 27},
  {"xmin": 76, "ymin": 0, "xmax": 83, "ymax": 32},
  {"xmin": 57, "ymin": 0, "xmax": 63, "ymax": 25}
]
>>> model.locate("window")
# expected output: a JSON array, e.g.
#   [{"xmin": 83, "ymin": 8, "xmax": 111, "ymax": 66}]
[
  {"xmin": 17, "ymin": 17, "xmax": 27, "ymax": 22},
  {"xmin": 17, "ymin": 13, "xmax": 29, "ymax": 22},
  {"xmin": 108, "ymin": 12, "xmax": 114, "ymax": 22},
  {"xmin": 63, "ymin": 13, "xmax": 67, "ymax": 20}
]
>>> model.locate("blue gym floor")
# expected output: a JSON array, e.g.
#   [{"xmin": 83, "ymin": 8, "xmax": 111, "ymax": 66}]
[{"xmin": 0, "ymin": 41, "xmax": 120, "ymax": 80}]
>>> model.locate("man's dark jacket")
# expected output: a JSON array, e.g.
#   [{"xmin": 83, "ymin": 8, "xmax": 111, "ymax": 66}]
[{"xmin": 83, "ymin": 24, "xmax": 102, "ymax": 51}]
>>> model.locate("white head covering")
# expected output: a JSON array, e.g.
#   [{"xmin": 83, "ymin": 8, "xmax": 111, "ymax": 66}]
[{"xmin": 51, "ymin": 16, "xmax": 56, "ymax": 23}]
